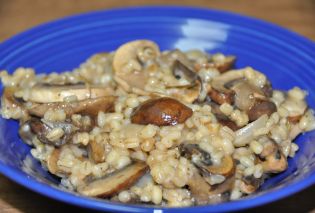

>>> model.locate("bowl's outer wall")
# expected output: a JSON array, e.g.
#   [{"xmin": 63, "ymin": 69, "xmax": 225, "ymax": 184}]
[{"xmin": 0, "ymin": 6, "xmax": 314, "ymax": 213}]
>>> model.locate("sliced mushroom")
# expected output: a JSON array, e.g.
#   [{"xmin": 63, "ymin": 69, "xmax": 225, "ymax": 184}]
[
  {"xmin": 25, "ymin": 84, "xmax": 114, "ymax": 103},
  {"xmin": 210, "ymin": 102, "xmax": 240, "ymax": 131},
  {"xmin": 187, "ymin": 166, "xmax": 212, "ymax": 205},
  {"xmin": 28, "ymin": 118, "xmax": 78, "ymax": 146},
  {"xmin": 207, "ymin": 176, "xmax": 235, "ymax": 203},
  {"xmin": 239, "ymin": 175, "xmax": 264, "ymax": 194},
  {"xmin": 171, "ymin": 60, "xmax": 199, "ymax": 87},
  {"xmin": 194, "ymin": 56, "xmax": 236, "ymax": 73},
  {"xmin": 210, "ymin": 71, "xmax": 276, "ymax": 121},
  {"xmin": 1, "ymin": 87, "xmax": 28, "ymax": 120},
  {"xmin": 205, "ymin": 155, "xmax": 235, "ymax": 177},
  {"xmin": 259, "ymin": 137, "xmax": 278, "ymax": 158},
  {"xmin": 247, "ymin": 99, "xmax": 277, "ymax": 122},
  {"xmin": 77, "ymin": 162, "xmax": 148, "ymax": 197},
  {"xmin": 179, "ymin": 143, "xmax": 234, "ymax": 177},
  {"xmin": 215, "ymin": 114, "xmax": 240, "ymax": 131},
  {"xmin": 166, "ymin": 60, "xmax": 204, "ymax": 103},
  {"xmin": 131, "ymin": 97, "xmax": 193, "ymax": 126},
  {"xmin": 207, "ymin": 88, "xmax": 235, "ymax": 105},
  {"xmin": 47, "ymin": 148, "xmax": 61, "ymax": 175},
  {"xmin": 211, "ymin": 71, "xmax": 245, "ymax": 94},
  {"xmin": 258, "ymin": 138, "xmax": 288, "ymax": 173},
  {"xmin": 88, "ymin": 139, "xmax": 106, "ymax": 163},
  {"xmin": 262, "ymin": 149, "xmax": 287, "ymax": 173},
  {"xmin": 28, "ymin": 96, "xmax": 116, "ymax": 118},
  {"xmin": 113, "ymin": 40, "xmax": 160, "ymax": 91},
  {"xmin": 187, "ymin": 166, "xmax": 235, "ymax": 205},
  {"xmin": 231, "ymin": 80, "xmax": 265, "ymax": 111},
  {"xmin": 209, "ymin": 55, "xmax": 236, "ymax": 73},
  {"xmin": 234, "ymin": 114, "xmax": 268, "ymax": 147},
  {"xmin": 287, "ymin": 114, "xmax": 303, "ymax": 124}
]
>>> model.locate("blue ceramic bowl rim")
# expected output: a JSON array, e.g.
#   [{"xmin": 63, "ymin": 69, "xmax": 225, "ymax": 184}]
[{"xmin": 0, "ymin": 6, "xmax": 314, "ymax": 213}]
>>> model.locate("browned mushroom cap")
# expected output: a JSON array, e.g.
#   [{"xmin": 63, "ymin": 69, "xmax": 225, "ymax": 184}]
[
  {"xmin": 28, "ymin": 118, "xmax": 78, "ymax": 147},
  {"xmin": 25, "ymin": 84, "xmax": 115, "ymax": 103},
  {"xmin": 207, "ymin": 88, "xmax": 235, "ymax": 105},
  {"xmin": 210, "ymin": 71, "xmax": 276, "ymax": 121},
  {"xmin": 239, "ymin": 175, "xmax": 264, "ymax": 194},
  {"xmin": 131, "ymin": 97, "xmax": 193, "ymax": 126},
  {"xmin": 113, "ymin": 40, "xmax": 160, "ymax": 92},
  {"xmin": 247, "ymin": 99, "xmax": 277, "ymax": 122},
  {"xmin": 28, "ymin": 96, "xmax": 116, "ymax": 118},
  {"xmin": 179, "ymin": 143, "xmax": 235, "ymax": 177},
  {"xmin": 88, "ymin": 139, "xmax": 106, "ymax": 164},
  {"xmin": 77, "ymin": 162, "xmax": 148, "ymax": 197}
]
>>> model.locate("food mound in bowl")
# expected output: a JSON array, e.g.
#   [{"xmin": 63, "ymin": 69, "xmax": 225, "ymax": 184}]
[{"xmin": 1, "ymin": 40, "xmax": 314, "ymax": 206}]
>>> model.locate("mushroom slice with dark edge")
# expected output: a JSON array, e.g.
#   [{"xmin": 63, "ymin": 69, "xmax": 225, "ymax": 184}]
[
  {"xmin": 88, "ymin": 139, "xmax": 106, "ymax": 163},
  {"xmin": 77, "ymin": 162, "xmax": 148, "ymax": 197},
  {"xmin": 1, "ymin": 87, "xmax": 28, "ymax": 120},
  {"xmin": 131, "ymin": 97, "xmax": 193, "ymax": 126},
  {"xmin": 28, "ymin": 118, "xmax": 78, "ymax": 147},
  {"xmin": 208, "ymin": 71, "xmax": 244, "ymax": 105},
  {"xmin": 187, "ymin": 166, "xmax": 235, "ymax": 205},
  {"xmin": 210, "ymin": 102, "xmax": 240, "ymax": 131},
  {"xmin": 239, "ymin": 175, "xmax": 264, "ymax": 194},
  {"xmin": 247, "ymin": 99, "xmax": 277, "ymax": 122},
  {"xmin": 257, "ymin": 137, "xmax": 288, "ymax": 173},
  {"xmin": 187, "ymin": 166, "xmax": 212, "ymax": 205},
  {"xmin": 113, "ymin": 40, "xmax": 160, "ymax": 93},
  {"xmin": 207, "ymin": 176, "xmax": 235, "ymax": 203},
  {"xmin": 169, "ymin": 60, "xmax": 205, "ymax": 103},
  {"xmin": 25, "ymin": 84, "xmax": 114, "ymax": 103},
  {"xmin": 171, "ymin": 60, "xmax": 199, "ymax": 87},
  {"xmin": 234, "ymin": 114, "xmax": 268, "ymax": 147},
  {"xmin": 179, "ymin": 143, "xmax": 235, "ymax": 177},
  {"xmin": 209, "ymin": 71, "xmax": 276, "ymax": 121},
  {"xmin": 28, "ymin": 96, "xmax": 116, "ymax": 118}
]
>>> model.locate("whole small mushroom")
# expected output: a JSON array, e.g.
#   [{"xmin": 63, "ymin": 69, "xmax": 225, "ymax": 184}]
[{"xmin": 131, "ymin": 97, "xmax": 193, "ymax": 126}]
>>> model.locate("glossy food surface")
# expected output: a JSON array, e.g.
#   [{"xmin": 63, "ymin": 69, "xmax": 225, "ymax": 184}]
[{"xmin": 0, "ymin": 6, "xmax": 314, "ymax": 213}]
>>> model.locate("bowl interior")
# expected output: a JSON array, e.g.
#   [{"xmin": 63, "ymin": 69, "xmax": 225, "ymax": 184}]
[{"xmin": 0, "ymin": 6, "xmax": 314, "ymax": 213}]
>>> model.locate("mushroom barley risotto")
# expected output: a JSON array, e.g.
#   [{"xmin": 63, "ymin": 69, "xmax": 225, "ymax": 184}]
[{"xmin": 1, "ymin": 40, "xmax": 315, "ymax": 206}]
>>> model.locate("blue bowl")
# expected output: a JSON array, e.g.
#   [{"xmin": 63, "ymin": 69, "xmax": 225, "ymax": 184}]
[{"xmin": 0, "ymin": 6, "xmax": 314, "ymax": 213}]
